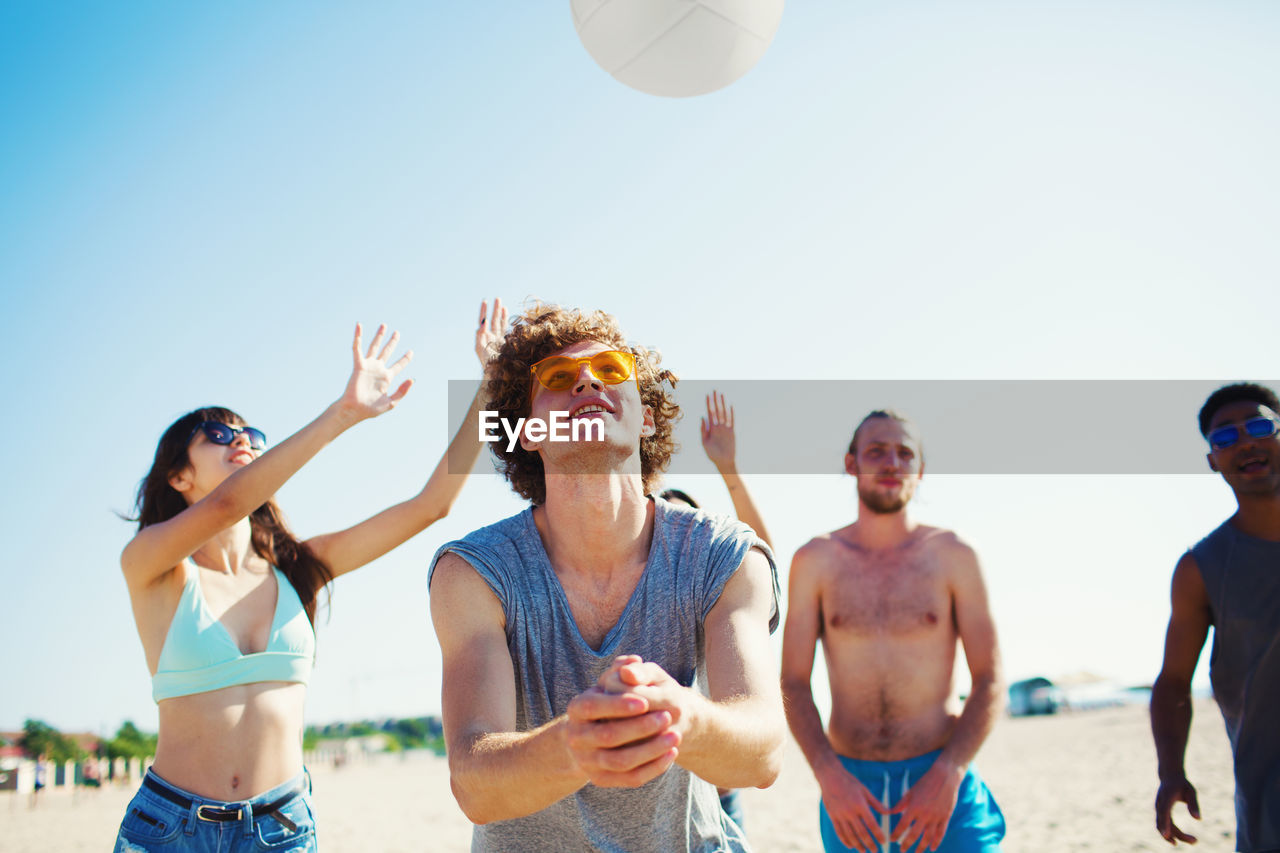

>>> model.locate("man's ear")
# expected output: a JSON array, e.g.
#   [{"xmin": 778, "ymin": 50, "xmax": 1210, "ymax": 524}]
[
  {"xmin": 519, "ymin": 422, "xmax": 542, "ymax": 453},
  {"xmin": 1206, "ymin": 452, "xmax": 1219, "ymax": 473},
  {"xmin": 640, "ymin": 405, "xmax": 656, "ymax": 438},
  {"xmin": 844, "ymin": 452, "xmax": 858, "ymax": 477}
]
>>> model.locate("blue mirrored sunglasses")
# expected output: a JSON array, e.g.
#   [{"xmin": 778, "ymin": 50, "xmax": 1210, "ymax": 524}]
[
  {"xmin": 188, "ymin": 421, "xmax": 267, "ymax": 451},
  {"xmin": 1207, "ymin": 416, "xmax": 1279, "ymax": 451}
]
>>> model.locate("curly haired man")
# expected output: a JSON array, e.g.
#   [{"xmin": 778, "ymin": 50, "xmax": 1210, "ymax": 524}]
[{"xmin": 429, "ymin": 304, "xmax": 785, "ymax": 853}]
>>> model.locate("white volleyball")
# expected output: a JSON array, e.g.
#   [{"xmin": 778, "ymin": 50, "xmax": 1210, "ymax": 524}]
[{"xmin": 571, "ymin": 0, "xmax": 785, "ymax": 98}]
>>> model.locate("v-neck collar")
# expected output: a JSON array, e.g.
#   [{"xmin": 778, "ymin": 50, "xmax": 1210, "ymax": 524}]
[{"xmin": 521, "ymin": 498, "xmax": 663, "ymax": 656}]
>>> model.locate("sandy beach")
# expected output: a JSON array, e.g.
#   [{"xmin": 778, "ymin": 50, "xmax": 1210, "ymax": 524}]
[{"xmin": 1, "ymin": 700, "xmax": 1235, "ymax": 852}]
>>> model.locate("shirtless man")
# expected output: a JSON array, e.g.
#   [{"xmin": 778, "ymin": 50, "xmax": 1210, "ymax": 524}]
[{"xmin": 782, "ymin": 410, "xmax": 1006, "ymax": 853}]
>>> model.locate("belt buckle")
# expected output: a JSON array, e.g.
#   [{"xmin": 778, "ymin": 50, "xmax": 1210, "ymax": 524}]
[{"xmin": 196, "ymin": 804, "xmax": 242, "ymax": 821}]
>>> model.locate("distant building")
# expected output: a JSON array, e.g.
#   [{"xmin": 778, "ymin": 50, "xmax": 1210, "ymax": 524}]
[{"xmin": 1008, "ymin": 677, "xmax": 1062, "ymax": 716}]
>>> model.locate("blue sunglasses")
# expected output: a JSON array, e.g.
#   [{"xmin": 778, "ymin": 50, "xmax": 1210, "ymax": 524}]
[
  {"xmin": 188, "ymin": 421, "xmax": 267, "ymax": 451},
  {"xmin": 1207, "ymin": 416, "xmax": 1279, "ymax": 451}
]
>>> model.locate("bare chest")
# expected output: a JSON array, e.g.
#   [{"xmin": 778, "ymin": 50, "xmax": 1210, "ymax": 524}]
[{"xmin": 822, "ymin": 548, "xmax": 951, "ymax": 638}]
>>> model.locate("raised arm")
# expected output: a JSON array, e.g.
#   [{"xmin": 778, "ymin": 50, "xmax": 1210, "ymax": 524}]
[
  {"xmin": 781, "ymin": 543, "xmax": 887, "ymax": 852},
  {"xmin": 701, "ymin": 391, "xmax": 772, "ymax": 547},
  {"xmin": 430, "ymin": 551, "xmax": 679, "ymax": 824},
  {"xmin": 306, "ymin": 299, "xmax": 508, "ymax": 578},
  {"xmin": 121, "ymin": 323, "xmax": 412, "ymax": 589},
  {"xmin": 1151, "ymin": 552, "xmax": 1211, "ymax": 846},
  {"xmin": 892, "ymin": 540, "xmax": 1003, "ymax": 853}
]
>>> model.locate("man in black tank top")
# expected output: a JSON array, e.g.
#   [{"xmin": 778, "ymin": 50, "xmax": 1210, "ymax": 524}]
[{"xmin": 1152, "ymin": 382, "xmax": 1280, "ymax": 853}]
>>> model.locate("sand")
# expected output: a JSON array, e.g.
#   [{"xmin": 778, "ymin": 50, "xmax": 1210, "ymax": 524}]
[{"xmin": 0, "ymin": 700, "xmax": 1235, "ymax": 852}]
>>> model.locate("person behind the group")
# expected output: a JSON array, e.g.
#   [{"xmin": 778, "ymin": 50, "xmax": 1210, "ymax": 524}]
[
  {"xmin": 31, "ymin": 754, "xmax": 47, "ymax": 808},
  {"xmin": 660, "ymin": 389, "xmax": 774, "ymax": 835},
  {"xmin": 114, "ymin": 301, "xmax": 506, "ymax": 852},
  {"xmin": 429, "ymin": 304, "xmax": 786, "ymax": 853},
  {"xmin": 781, "ymin": 410, "xmax": 1006, "ymax": 853},
  {"xmin": 1152, "ymin": 382, "xmax": 1280, "ymax": 852}
]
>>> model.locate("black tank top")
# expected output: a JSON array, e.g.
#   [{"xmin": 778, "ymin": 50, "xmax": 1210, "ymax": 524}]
[{"xmin": 1190, "ymin": 520, "xmax": 1280, "ymax": 852}]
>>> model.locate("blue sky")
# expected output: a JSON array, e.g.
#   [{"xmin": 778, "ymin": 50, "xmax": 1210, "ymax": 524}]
[{"xmin": 2, "ymin": 1, "xmax": 1278, "ymax": 735}]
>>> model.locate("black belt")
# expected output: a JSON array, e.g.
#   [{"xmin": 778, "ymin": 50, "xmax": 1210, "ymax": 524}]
[{"xmin": 142, "ymin": 774, "xmax": 304, "ymax": 832}]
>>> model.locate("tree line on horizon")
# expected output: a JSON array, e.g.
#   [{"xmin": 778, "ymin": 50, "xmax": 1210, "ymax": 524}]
[
  {"xmin": 12, "ymin": 719, "xmax": 156, "ymax": 763},
  {"xmin": 10, "ymin": 715, "xmax": 446, "ymax": 762}
]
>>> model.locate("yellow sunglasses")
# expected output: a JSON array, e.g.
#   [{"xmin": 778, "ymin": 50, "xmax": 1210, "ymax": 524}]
[{"xmin": 529, "ymin": 350, "xmax": 638, "ymax": 392}]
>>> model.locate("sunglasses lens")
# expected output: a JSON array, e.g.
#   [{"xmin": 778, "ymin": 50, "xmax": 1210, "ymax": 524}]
[
  {"xmin": 1209, "ymin": 426, "xmax": 1240, "ymax": 450},
  {"xmin": 1244, "ymin": 417, "xmax": 1278, "ymax": 440},
  {"xmin": 534, "ymin": 357, "xmax": 577, "ymax": 391},
  {"xmin": 202, "ymin": 423, "xmax": 235, "ymax": 445},
  {"xmin": 244, "ymin": 427, "xmax": 267, "ymax": 450},
  {"xmin": 590, "ymin": 352, "xmax": 633, "ymax": 384}
]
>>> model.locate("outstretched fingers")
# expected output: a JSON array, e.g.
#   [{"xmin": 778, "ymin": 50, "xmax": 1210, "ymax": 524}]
[
  {"xmin": 475, "ymin": 298, "xmax": 509, "ymax": 365},
  {"xmin": 388, "ymin": 379, "xmax": 414, "ymax": 405},
  {"xmin": 387, "ymin": 349, "xmax": 414, "ymax": 378},
  {"xmin": 365, "ymin": 323, "xmax": 387, "ymax": 359},
  {"xmin": 377, "ymin": 330, "xmax": 401, "ymax": 362},
  {"xmin": 488, "ymin": 297, "xmax": 507, "ymax": 335},
  {"xmin": 704, "ymin": 391, "xmax": 732, "ymax": 427}
]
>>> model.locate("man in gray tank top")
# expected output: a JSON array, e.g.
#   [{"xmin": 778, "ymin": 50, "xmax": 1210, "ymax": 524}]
[
  {"xmin": 1152, "ymin": 382, "xmax": 1280, "ymax": 852},
  {"xmin": 429, "ymin": 304, "xmax": 785, "ymax": 853}
]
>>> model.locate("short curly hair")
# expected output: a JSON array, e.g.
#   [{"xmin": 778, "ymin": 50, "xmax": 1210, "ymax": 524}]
[
  {"xmin": 485, "ymin": 303, "xmax": 680, "ymax": 505},
  {"xmin": 1199, "ymin": 382, "xmax": 1280, "ymax": 437}
]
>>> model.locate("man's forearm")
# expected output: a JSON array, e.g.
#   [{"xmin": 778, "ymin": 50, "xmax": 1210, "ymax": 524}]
[
  {"xmin": 680, "ymin": 691, "xmax": 778, "ymax": 783},
  {"xmin": 782, "ymin": 679, "xmax": 844, "ymax": 779},
  {"xmin": 679, "ymin": 692, "xmax": 785, "ymax": 789},
  {"xmin": 938, "ymin": 672, "xmax": 1003, "ymax": 770},
  {"xmin": 1150, "ymin": 676, "xmax": 1193, "ymax": 781},
  {"xmin": 449, "ymin": 718, "xmax": 588, "ymax": 824}
]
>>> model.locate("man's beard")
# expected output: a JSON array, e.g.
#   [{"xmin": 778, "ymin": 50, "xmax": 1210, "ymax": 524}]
[{"xmin": 858, "ymin": 484, "xmax": 911, "ymax": 515}]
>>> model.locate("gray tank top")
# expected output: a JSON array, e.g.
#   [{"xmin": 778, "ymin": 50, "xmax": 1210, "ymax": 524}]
[
  {"xmin": 429, "ymin": 498, "xmax": 779, "ymax": 853},
  {"xmin": 1190, "ymin": 520, "xmax": 1280, "ymax": 852}
]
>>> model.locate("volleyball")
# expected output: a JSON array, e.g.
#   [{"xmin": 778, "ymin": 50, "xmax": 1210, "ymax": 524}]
[{"xmin": 571, "ymin": 0, "xmax": 785, "ymax": 98}]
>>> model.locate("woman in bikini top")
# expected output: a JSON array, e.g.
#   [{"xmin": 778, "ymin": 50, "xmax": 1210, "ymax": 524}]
[{"xmin": 115, "ymin": 301, "xmax": 507, "ymax": 852}]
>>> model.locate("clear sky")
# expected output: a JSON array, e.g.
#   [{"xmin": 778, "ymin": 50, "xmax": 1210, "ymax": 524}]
[{"xmin": 2, "ymin": 1, "xmax": 1278, "ymax": 737}]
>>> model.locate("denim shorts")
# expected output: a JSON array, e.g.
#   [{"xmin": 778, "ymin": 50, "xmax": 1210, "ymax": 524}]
[{"xmin": 114, "ymin": 769, "xmax": 317, "ymax": 852}]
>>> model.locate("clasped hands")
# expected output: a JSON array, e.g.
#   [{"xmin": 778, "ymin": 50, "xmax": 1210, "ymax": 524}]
[{"xmin": 565, "ymin": 655, "xmax": 692, "ymax": 789}]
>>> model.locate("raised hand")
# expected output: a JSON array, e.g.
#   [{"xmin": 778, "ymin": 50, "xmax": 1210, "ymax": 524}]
[
  {"xmin": 1155, "ymin": 774, "xmax": 1201, "ymax": 845},
  {"xmin": 338, "ymin": 323, "xmax": 414, "ymax": 421},
  {"xmin": 475, "ymin": 298, "xmax": 508, "ymax": 367},
  {"xmin": 700, "ymin": 391, "xmax": 737, "ymax": 471},
  {"xmin": 890, "ymin": 759, "xmax": 965, "ymax": 852}
]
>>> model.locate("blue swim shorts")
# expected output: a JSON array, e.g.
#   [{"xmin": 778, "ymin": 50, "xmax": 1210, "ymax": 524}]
[
  {"xmin": 819, "ymin": 749, "xmax": 1005, "ymax": 853},
  {"xmin": 114, "ymin": 769, "xmax": 317, "ymax": 852}
]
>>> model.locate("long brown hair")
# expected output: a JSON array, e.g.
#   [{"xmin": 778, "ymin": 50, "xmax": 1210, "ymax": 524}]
[{"xmin": 132, "ymin": 407, "xmax": 332, "ymax": 625}]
